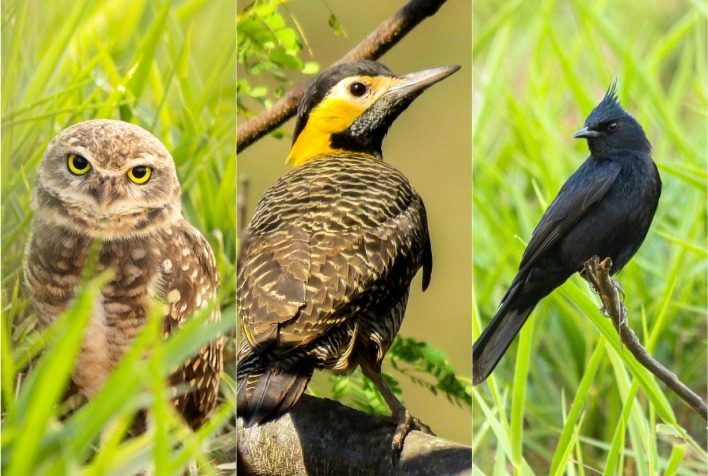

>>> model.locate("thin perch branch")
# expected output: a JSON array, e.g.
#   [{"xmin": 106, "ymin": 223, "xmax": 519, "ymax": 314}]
[
  {"xmin": 583, "ymin": 256, "xmax": 707, "ymax": 421},
  {"xmin": 236, "ymin": 0, "xmax": 449, "ymax": 152},
  {"xmin": 237, "ymin": 395, "xmax": 471, "ymax": 475}
]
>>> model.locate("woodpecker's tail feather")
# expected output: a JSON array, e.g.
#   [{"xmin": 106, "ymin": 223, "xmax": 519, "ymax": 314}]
[{"xmin": 237, "ymin": 353, "xmax": 314, "ymax": 426}]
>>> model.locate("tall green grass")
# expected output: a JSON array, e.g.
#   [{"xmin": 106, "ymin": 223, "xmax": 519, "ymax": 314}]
[
  {"xmin": 473, "ymin": 0, "xmax": 706, "ymax": 474},
  {"xmin": 1, "ymin": 1, "xmax": 236, "ymax": 473}
]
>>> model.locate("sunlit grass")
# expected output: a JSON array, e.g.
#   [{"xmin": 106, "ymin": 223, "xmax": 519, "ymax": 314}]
[
  {"xmin": 473, "ymin": 0, "xmax": 706, "ymax": 474},
  {"xmin": 1, "ymin": 1, "xmax": 236, "ymax": 473}
]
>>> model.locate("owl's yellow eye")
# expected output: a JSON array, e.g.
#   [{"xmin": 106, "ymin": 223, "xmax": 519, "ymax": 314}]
[
  {"xmin": 127, "ymin": 166, "xmax": 152, "ymax": 184},
  {"xmin": 67, "ymin": 154, "xmax": 91, "ymax": 175}
]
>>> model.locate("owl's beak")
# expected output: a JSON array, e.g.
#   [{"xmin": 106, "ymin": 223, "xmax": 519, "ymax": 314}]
[{"xmin": 95, "ymin": 182, "xmax": 114, "ymax": 210}]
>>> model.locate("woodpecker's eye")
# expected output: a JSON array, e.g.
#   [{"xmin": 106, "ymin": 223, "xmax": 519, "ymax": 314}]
[
  {"xmin": 349, "ymin": 81, "xmax": 368, "ymax": 97},
  {"xmin": 607, "ymin": 122, "xmax": 619, "ymax": 132},
  {"xmin": 127, "ymin": 166, "xmax": 152, "ymax": 184},
  {"xmin": 67, "ymin": 154, "xmax": 91, "ymax": 175}
]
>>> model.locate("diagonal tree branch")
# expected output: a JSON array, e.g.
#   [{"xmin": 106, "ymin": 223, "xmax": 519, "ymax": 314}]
[
  {"xmin": 583, "ymin": 256, "xmax": 707, "ymax": 421},
  {"xmin": 236, "ymin": 0, "xmax": 449, "ymax": 152},
  {"xmin": 237, "ymin": 395, "xmax": 471, "ymax": 476}
]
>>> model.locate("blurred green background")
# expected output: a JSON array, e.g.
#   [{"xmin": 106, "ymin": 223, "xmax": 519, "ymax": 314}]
[
  {"xmin": 1, "ymin": 1, "xmax": 235, "ymax": 473},
  {"xmin": 237, "ymin": 0, "xmax": 472, "ymax": 445},
  {"xmin": 473, "ymin": 0, "xmax": 706, "ymax": 474}
]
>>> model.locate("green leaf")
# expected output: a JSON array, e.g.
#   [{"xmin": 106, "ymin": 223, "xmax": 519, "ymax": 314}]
[{"xmin": 328, "ymin": 13, "xmax": 345, "ymax": 36}]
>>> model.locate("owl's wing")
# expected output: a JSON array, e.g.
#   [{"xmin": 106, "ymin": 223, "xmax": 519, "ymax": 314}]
[
  {"xmin": 237, "ymin": 159, "xmax": 432, "ymax": 357},
  {"xmin": 162, "ymin": 222, "xmax": 222, "ymax": 429}
]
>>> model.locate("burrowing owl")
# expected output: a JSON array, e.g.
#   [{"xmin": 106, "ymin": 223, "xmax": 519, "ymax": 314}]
[{"xmin": 24, "ymin": 119, "xmax": 222, "ymax": 429}]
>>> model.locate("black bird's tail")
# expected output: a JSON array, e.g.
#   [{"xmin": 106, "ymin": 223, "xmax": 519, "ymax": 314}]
[
  {"xmin": 473, "ymin": 282, "xmax": 536, "ymax": 385},
  {"xmin": 237, "ymin": 343, "xmax": 314, "ymax": 426}
]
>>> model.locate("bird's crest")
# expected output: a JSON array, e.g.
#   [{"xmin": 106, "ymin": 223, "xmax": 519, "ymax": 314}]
[
  {"xmin": 584, "ymin": 79, "xmax": 626, "ymax": 127},
  {"xmin": 600, "ymin": 80, "xmax": 619, "ymax": 108}
]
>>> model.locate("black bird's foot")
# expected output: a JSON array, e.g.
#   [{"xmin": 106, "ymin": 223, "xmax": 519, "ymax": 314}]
[
  {"xmin": 599, "ymin": 278, "xmax": 627, "ymax": 324},
  {"xmin": 611, "ymin": 277, "xmax": 625, "ymax": 300},
  {"xmin": 391, "ymin": 407, "xmax": 435, "ymax": 453},
  {"xmin": 617, "ymin": 301, "xmax": 628, "ymax": 325},
  {"xmin": 599, "ymin": 301, "xmax": 627, "ymax": 321},
  {"xmin": 585, "ymin": 278, "xmax": 600, "ymax": 295},
  {"xmin": 599, "ymin": 298, "xmax": 627, "ymax": 325},
  {"xmin": 580, "ymin": 267, "xmax": 601, "ymax": 294}
]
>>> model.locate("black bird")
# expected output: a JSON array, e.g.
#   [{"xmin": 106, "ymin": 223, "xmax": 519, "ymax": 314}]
[{"xmin": 473, "ymin": 83, "xmax": 661, "ymax": 385}]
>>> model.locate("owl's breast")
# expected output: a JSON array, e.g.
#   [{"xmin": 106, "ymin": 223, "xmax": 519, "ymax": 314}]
[{"xmin": 98, "ymin": 235, "xmax": 170, "ymax": 352}]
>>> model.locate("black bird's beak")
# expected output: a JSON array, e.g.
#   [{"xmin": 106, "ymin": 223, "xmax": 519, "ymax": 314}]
[
  {"xmin": 573, "ymin": 127, "xmax": 601, "ymax": 139},
  {"xmin": 385, "ymin": 65, "xmax": 461, "ymax": 101}
]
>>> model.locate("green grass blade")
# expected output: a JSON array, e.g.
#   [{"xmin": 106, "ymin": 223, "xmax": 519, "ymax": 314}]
[
  {"xmin": 550, "ymin": 340, "xmax": 605, "ymax": 474},
  {"xmin": 5, "ymin": 271, "xmax": 112, "ymax": 476}
]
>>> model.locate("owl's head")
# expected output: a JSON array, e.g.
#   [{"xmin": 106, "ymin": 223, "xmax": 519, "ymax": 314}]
[{"xmin": 32, "ymin": 120, "xmax": 182, "ymax": 239}]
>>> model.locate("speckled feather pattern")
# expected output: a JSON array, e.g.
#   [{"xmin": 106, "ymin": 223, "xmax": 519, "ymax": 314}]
[
  {"xmin": 237, "ymin": 153, "xmax": 432, "ymax": 421},
  {"xmin": 24, "ymin": 120, "xmax": 222, "ymax": 429}
]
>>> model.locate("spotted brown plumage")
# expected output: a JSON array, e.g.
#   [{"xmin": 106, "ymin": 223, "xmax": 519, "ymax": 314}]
[
  {"xmin": 24, "ymin": 119, "xmax": 222, "ymax": 430},
  {"xmin": 237, "ymin": 60, "xmax": 459, "ymax": 451}
]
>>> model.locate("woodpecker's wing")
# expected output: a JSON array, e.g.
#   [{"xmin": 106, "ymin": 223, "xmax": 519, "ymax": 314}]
[
  {"xmin": 237, "ymin": 155, "xmax": 431, "ymax": 356},
  {"xmin": 514, "ymin": 158, "xmax": 621, "ymax": 281}
]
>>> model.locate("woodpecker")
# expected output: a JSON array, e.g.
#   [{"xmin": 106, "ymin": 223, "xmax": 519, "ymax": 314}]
[{"xmin": 237, "ymin": 60, "xmax": 459, "ymax": 451}]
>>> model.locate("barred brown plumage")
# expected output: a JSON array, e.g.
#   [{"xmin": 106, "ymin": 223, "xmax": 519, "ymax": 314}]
[
  {"xmin": 237, "ymin": 60, "xmax": 459, "ymax": 451},
  {"xmin": 24, "ymin": 120, "xmax": 222, "ymax": 432}
]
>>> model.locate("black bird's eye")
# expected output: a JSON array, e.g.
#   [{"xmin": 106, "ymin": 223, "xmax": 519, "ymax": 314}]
[
  {"xmin": 349, "ymin": 81, "xmax": 368, "ymax": 97},
  {"xmin": 607, "ymin": 122, "xmax": 619, "ymax": 132},
  {"xmin": 67, "ymin": 154, "xmax": 91, "ymax": 175}
]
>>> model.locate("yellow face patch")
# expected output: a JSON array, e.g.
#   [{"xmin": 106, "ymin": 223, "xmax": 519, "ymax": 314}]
[{"xmin": 287, "ymin": 75, "xmax": 398, "ymax": 167}]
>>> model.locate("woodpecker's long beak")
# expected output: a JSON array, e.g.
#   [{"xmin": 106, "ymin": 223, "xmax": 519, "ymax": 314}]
[
  {"xmin": 573, "ymin": 127, "xmax": 601, "ymax": 139},
  {"xmin": 385, "ymin": 65, "xmax": 461, "ymax": 101}
]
